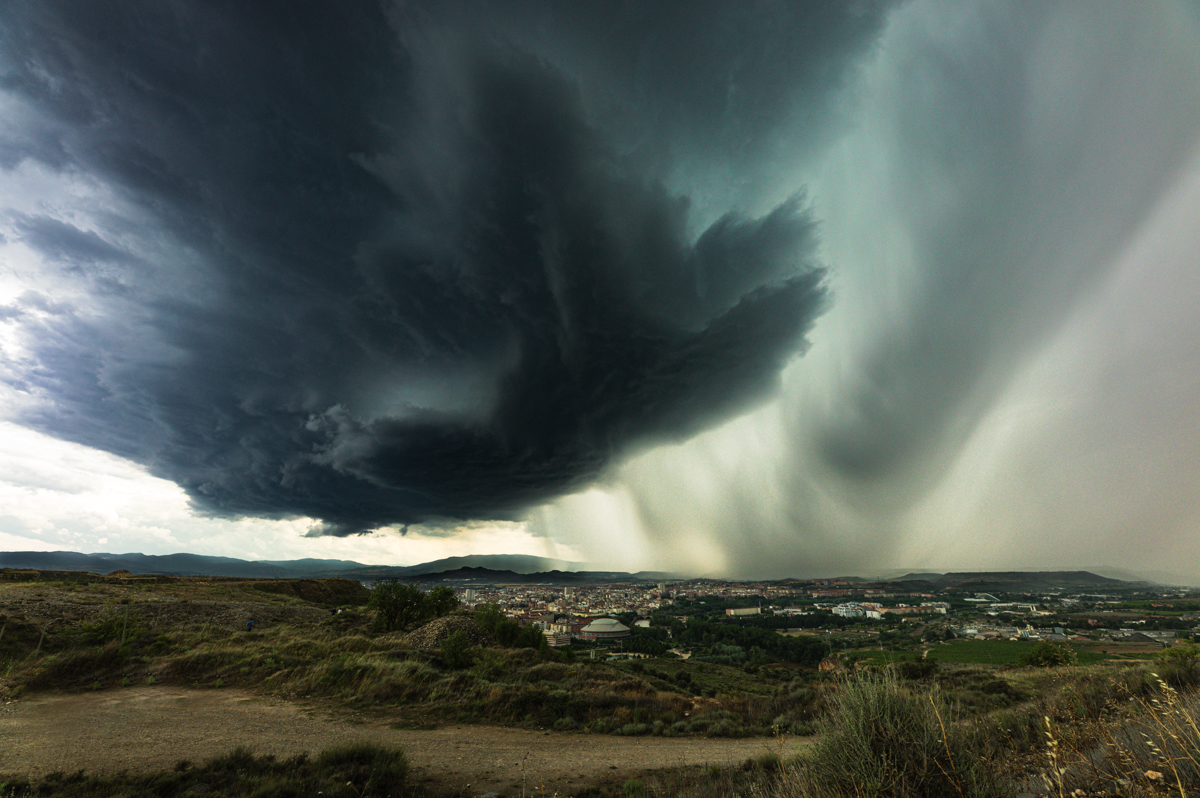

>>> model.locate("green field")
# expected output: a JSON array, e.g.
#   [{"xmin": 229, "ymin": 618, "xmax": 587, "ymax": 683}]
[{"xmin": 925, "ymin": 639, "xmax": 1106, "ymax": 665}]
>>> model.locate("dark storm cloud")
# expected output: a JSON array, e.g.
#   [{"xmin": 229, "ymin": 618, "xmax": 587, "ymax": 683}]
[
  {"xmin": 0, "ymin": 1, "xmax": 884, "ymax": 535},
  {"xmin": 13, "ymin": 215, "xmax": 133, "ymax": 267},
  {"xmin": 407, "ymin": 0, "xmax": 895, "ymax": 189}
]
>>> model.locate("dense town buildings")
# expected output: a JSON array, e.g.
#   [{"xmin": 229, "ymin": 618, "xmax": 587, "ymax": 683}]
[{"xmin": 425, "ymin": 575, "xmax": 1199, "ymax": 649}]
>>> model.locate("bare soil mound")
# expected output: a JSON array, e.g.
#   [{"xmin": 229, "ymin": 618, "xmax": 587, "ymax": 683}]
[{"xmin": 400, "ymin": 615, "xmax": 495, "ymax": 649}]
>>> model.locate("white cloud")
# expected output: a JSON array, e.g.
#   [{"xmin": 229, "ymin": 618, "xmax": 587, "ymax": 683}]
[{"xmin": 0, "ymin": 421, "xmax": 575, "ymax": 564}]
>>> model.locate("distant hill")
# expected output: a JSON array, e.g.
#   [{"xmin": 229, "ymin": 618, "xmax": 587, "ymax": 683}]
[
  {"xmin": 1, "ymin": 551, "xmax": 304, "ymax": 578},
  {"xmin": 874, "ymin": 570, "xmax": 1138, "ymax": 593},
  {"xmin": 1, "ymin": 551, "xmax": 1152, "ymax": 590},
  {"xmin": 0, "ymin": 550, "xmax": 649, "ymax": 583},
  {"xmin": 892, "ymin": 572, "xmax": 945, "ymax": 582},
  {"xmin": 936, "ymin": 571, "xmax": 1131, "ymax": 592},
  {"xmin": 383, "ymin": 554, "xmax": 586, "ymax": 576},
  {"xmin": 401, "ymin": 566, "xmax": 669, "ymax": 585}
]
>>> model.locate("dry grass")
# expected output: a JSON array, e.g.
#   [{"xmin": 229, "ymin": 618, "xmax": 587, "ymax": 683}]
[{"xmin": 1029, "ymin": 673, "xmax": 1200, "ymax": 797}]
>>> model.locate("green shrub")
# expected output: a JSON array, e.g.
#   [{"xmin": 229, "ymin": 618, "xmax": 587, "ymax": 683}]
[
  {"xmin": 987, "ymin": 707, "xmax": 1041, "ymax": 751},
  {"xmin": 26, "ymin": 642, "xmax": 127, "ymax": 688},
  {"xmin": 623, "ymin": 778, "xmax": 647, "ymax": 798},
  {"xmin": 753, "ymin": 751, "xmax": 782, "ymax": 772},
  {"xmin": 471, "ymin": 651, "xmax": 508, "ymax": 682},
  {"xmin": 474, "ymin": 604, "xmax": 547, "ymax": 651},
  {"xmin": 893, "ymin": 658, "xmax": 938, "ymax": 680},
  {"xmin": 1019, "ymin": 641, "xmax": 1076, "ymax": 668},
  {"xmin": 665, "ymin": 720, "xmax": 690, "ymax": 736},
  {"xmin": 1158, "ymin": 644, "xmax": 1200, "ymax": 688},
  {"xmin": 526, "ymin": 662, "xmax": 571, "ymax": 683},
  {"xmin": 368, "ymin": 581, "xmax": 427, "ymax": 633},
  {"xmin": 61, "ymin": 606, "xmax": 142, "ymax": 646},
  {"xmin": 441, "ymin": 630, "xmax": 473, "ymax": 670},
  {"xmin": 707, "ymin": 718, "xmax": 743, "ymax": 737},
  {"xmin": 315, "ymin": 741, "xmax": 408, "ymax": 793}
]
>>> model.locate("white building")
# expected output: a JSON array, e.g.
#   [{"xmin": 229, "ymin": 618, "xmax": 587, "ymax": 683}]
[{"xmin": 580, "ymin": 617, "xmax": 631, "ymax": 641}]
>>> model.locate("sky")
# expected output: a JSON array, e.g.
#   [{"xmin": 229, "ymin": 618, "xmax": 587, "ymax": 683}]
[{"xmin": 1, "ymin": 1, "xmax": 1199, "ymax": 581}]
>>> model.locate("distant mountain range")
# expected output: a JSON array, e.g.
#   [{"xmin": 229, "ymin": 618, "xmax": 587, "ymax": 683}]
[
  {"xmin": 0, "ymin": 550, "xmax": 675, "ymax": 584},
  {"xmin": 1, "ymin": 550, "xmax": 1173, "ymax": 590}
]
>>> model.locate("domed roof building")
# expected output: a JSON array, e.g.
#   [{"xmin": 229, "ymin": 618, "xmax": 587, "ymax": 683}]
[{"xmin": 580, "ymin": 617, "xmax": 631, "ymax": 641}]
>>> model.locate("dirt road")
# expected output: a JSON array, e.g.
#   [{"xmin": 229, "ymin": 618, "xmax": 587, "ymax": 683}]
[{"xmin": 0, "ymin": 687, "xmax": 807, "ymax": 794}]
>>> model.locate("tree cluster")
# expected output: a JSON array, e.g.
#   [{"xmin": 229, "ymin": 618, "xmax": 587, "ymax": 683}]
[
  {"xmin": 670, "ymin": 617, "xmax": 828, "ymax": 666},
  {"xmin": 367, "ymin": 582, "xmax": 460, "ymax": 633},
  {"xmin": 473, "ymin": 604, "xmax": 546, "ymax": 650}
]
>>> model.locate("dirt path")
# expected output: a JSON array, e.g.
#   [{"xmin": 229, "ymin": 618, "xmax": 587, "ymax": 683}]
[{"xmin": 0, "ymin": 688, "xmax": 808, "ymax": 794}]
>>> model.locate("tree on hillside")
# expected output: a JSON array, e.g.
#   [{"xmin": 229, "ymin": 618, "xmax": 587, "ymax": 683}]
[
  {"xmin": 473, "ymin": 603, "xmax": 546, "ymax": 651},
  {"xmin": 368, "ymin": 580, "xmax": 427, "ymax": 632},
  {"xmin": 425, "ymin": 585, "xmax": 460, "ymax": 618},
  {"xmin": 368, "ymin": 581, "xmax": 463, "ymax": 633}
]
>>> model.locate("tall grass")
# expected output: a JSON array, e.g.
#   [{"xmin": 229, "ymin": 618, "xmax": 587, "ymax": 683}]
[{"xmin": 772, "ymin": 672, "xmax": 1008, "ymax": 798}]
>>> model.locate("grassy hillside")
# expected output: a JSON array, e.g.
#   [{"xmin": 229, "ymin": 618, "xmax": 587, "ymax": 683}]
[{"xmin": 0, "ymin": 572, "xmax": 818, "ymax": 737}]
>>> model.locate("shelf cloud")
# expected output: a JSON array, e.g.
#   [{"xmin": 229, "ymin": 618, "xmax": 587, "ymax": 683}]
[{"xmin": 0, "ymin": 1, "xmax": 881, "ymax": 536}]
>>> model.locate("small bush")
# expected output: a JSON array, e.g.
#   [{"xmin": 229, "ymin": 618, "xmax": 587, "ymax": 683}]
[
  {"xmin": 1019, "ymin": 641, "xmax": 1076, "ymax": 668},
  {"xmin": 471, "ymin": 652, "xmax": 508, "ymax": 682},
  {"xmin": 707, "ymin": 718, "xmax": 744, "ymax": 737},
  {"xmin": 316, "ymin": 741, "xmax": 408, "ymax": 793},
  {"xmin": 61, "ymin": 606, "xmax": 143, "ymax": 646},
  {"xmin": 525, "ymin": 662, "xmax": 571, "ymax": 683},
  {"xmin": 893, "ymin": 658, "xmax": 938, "ymax": 680},
  {"xmin": 664, "ymin": 720, "xmax": 690, "ymax": 737},
  {"xmin": 987, "ymin": 707, "xmax": 1041, "ymax": 751},
  {"xmin": 441, "ymin": 631, "xmax": 473, "ymax": 670},
  {"xmin": 26, "ymin": 643, "xmax": 127, "ymax": 688},
  {"xmin": 1158, "ymin": 644, "xmax": 1200, "ymax": 688},
  {"xmin": 753, "ymin": 751, "xmax": 782, "ymax": 772}
]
